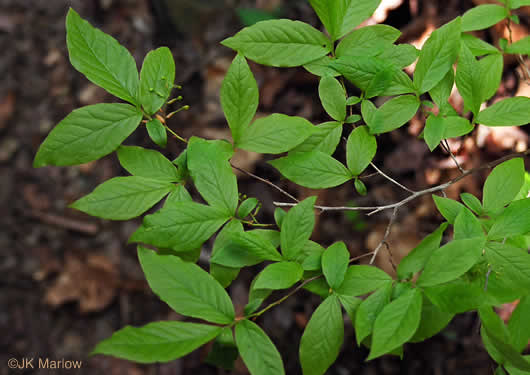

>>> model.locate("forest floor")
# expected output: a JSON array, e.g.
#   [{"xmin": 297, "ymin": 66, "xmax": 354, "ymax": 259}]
[{"xmin": 1, "ymin": 0, "xmax": 529, "ymax": 374}]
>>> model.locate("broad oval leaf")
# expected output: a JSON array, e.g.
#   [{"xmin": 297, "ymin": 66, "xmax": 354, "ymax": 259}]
[
  {"xmin": 414, "ymin": 17, "xmax": 461, "ymax": 94},
  {"xmin": 92, "ymin": 321, "xmax": 223, "ymax": 363},
  {"xmin": 417, "ymin": 238, "xmax": 486, "ymax": 287},
  {"xmin": 70, "ymin": 176, "xmax": 175, "ymax": 220},
  {"xmin": 336, "ymin": 24, "xmax": 400, "ymax": 58},
  {"xmin": 397, "ymin": 223, "xmax": 448, "ymax": 280},
  {"xmin": 508, "ymin": 296, "xmax": 530, "ymax": 352},
  {"xmin": 236, "ymin": 320, "xmax": 285, "ymax": 375},
  {"xmin": 485, "ymin": 242, "xmax": 530, "ymax": 294},
  {"xmin": 269, "ymin": 151, "xmax": 353, "ymax": 189},
  {"xmin": 66, "ymin": 9, "xmax": 139, "ymax": 104},
  {"xmin": 130, "ymin": 202, "xmax": 230, "ymax": 251},
  {"xmin": 300, "ymin": 295, "xmax": 344, "ymax": 375},
  {"xmin": 366, "ymin": 95, "xmax": 420, "ymax": 134},
  {"xmin": 221, "ymin": 54, "xmax": 259, "ymax": 143},
  {"xmin": 139, "ymin": 47, "xmax": 175, "ymax": 115},
  {"xmin": 237, "ymin": 114, "xmax": 315, "ymax": 154},
  {"xmin": 290, "ymin": 121, "xmax": 343, "ymax": 155},
  {"xmin": 338, "ymin": 0, "xmax": 382, "ymax": 39},
  {"xmin": 322, "ymin": 242, "xmax": 350, "ymax": 290},
  {"xmin": 424, "ymin": 115, "xmax": 446, "ymax": 151},
  {"xmin": 476, "ymin": 97, "xmax": 530, "ymax": 126},
  {"xmin": 138, "ymin": 246, "xmax": 235, "ymax": 324},
  {"xmin": 453, "ymin": 207, "xmax": 484, "ymax": 240},
  {"xmin": 461, "ymin": 4, "xmax": 507, "ymax": 32},
  {"xmin": 505, "ymin": 36, "xmax": 530, "ymax": 55},
  {"xmin": 336, "ymin": 265, "xmax": 392, "ymax": 296},
  {"xmin": 221, "ymin": 19, "xmax": 332, "ymax": 67},
  {"xmin": 432, "ymin": 195, "xmax": 465, "ymax": 224},
  {"xmin": 253, "ymin": 261, "xmax": 304, "ymax": 290},
  {"xmin": 146, "ymin": 118, "xmax": 167, "ymax": 148},
  {"xmin": 368, "ymin": 289, "xmax": 423, "ymax": 360},
  {"xmin": 117, "ymin": 145, "xmax": 179, "ymax": 182},
  {"xmin": 483, "ymin": 158, "xmax": 525, "ymax": 214},
  {"xmin": 319, "ymin": 76, "xmax": 346, "ymax": 121},
  {"xmin": 188, "ymin": 137, "xmax": 238, "ymax": 215},
  {"xmin": 210, "ymin": 220, "xmax": 244, "ymax": 288},
  {"xmin": 211, "ymin": 231, "xmax": 282, "ymax": 268},
  {"xmin": 410, "ymin": 297, "xmax": 454, "ymax": 343},
  {"xmin": 488, "ymin": 198, "xmax": 530, "ymax": 240},
  {"xmin": 281, "ymin": 197, "xmax": 317, "ymax": 260},
  {"xmin": 346, "ymin": 126, "xmax": 377, "ymax": 176},
  {"xmin": 354, "ymin": 283, "xmax": 392, "ymax": 345},
  {"xmin": 34, "ymin": 103, "xmax": 142, "ymax": 167}
]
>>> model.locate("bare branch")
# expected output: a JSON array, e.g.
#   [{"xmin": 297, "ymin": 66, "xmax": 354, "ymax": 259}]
[
  {"xmin": 370, "ymin": 162, "xmax": 416, "ymax": 193},
  {"xmin": 370, "ymin": 207, "xmax": 399, "ymax": 267}
]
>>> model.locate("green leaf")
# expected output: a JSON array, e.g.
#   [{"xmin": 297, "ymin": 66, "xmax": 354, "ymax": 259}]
[
  {"xmin": 319, "ymin": 76, "xmax": 346, "ymax": 121},
  {"xmin": 505, "ymin": 36, "xmax": 530, "ymax": 55},
  {"xmin": 365, "ymin": 95, "xmax": 420, "ymax": 134},
  {"xmin": 378, "ymin": 44, "xmax": 420, "ymax": 68},
  {"xmin": 460, "ymin": 192, "xmax": 484, "ymax": 215},
  {"xmin": 443, "ymin": 116, "xmax": 474, "ymax": 139},
  {"xmin": 417, "ymin": 238, "xmax": 486, "ymax": 287},
  {"xmin": 221, "ymin": 54, "xmax": 259, "ymax": 143},
  {"xmin": 432, "ymin": 195, "xmax": 466, "ymax": 224},
  {"xmin": 488, "ymin": 198, "xmax": 530, "ymax": 240},
  {"xmin": 424, "ymin": 115, "xmax": 447, "ymax": 151},
  {"xmin": 477, "ymin": 53, "xmax": 504, "ymax": 104},
  {"xmin": 354, "ymin": 178, "xmax": 367, "ymax": 196},
  {"xmin": 397, "ymin": 223, "xmax": 448, "ymax": 280},
  {"xmin": 453, "ymin": 207, "xmax": 484, "ymax": 240},
  {"xmin": 346, "ymin": 125, "xmax": 377, "ymax": 176},
  {"xmin": 66, "ymin": 8, "xmax": 139, "ymax": 104},
  {"xmin": 483, "ymin": 158, "xmax": 525, "ymax": 213},
  {"xmin": 462, "ymin": 4, "xmax": 507, "ymax": 32},
  {"xmin": 476, "ymin": 97, "xmax": 530, "ymax": 126},
  {"xmin": 300, "ymin": 241, "xmax": 326, "ymax": 271},
  {"xmin": 164, "ymin": 184, "xmax": 192, "ymax": 207},
  {"xmin": 303, "ymin": 56, "xmax": 340, "ymax": 77},
  {"xmin": 337, "ymin": 0, "xmax": 383, "ymax": 39},
  {"xmin": 479, "ymin": 306, "xmax": 511, "ymax": 343},
  {"xmin": 237, "ymin": 114, "xmax": 315, "ymax": 154},
  {"xmin": 245, "ymin": 275, "xmax": 272, "ymax": 315},
  {"xmin": 281, "ymin": 197, "xmax": 316, "ymax": 260},
  {"xmin": 321, "ymin": 242, "xmax": 350, "ymax": 290},
  {"xmin": 368, "ymin": 289, "xmax": 422, "ymax": 359},
  {"xmin": 210, "ymin": 220, "xmax": 243, "ymax": 287},
  {"xmin": 414, "ymin": 17, "xmax": 461, "ymax": 94},
  {"xmin": 238, "ymin": 197, "xmax": 259, "ymax": 219},
  {"xmin": 70, "ymin": 176, "xmax": 175, "ymax": 220},
  {"xmin": 339, "ymin": 295, "xmax": 362, "ymax": 322},
  {"xmin": 410, "ymin": 297, "xmax": 454, "ymax": 342},
  {"xmin": 511, "ymin": 0, "xmax": 530, "ymax": 9},
  {"xmin": 92, "ymin": 321, "xmax": 222, "ymax": 363},
  {"xmin": 354, "ymin": 283, "xmax": 392, "ymax": 345},
  {"xmin": 336, "ymin": 24, "xmax": 401, "ymax": 58},
  {"xmin": 462, "ymin": 33, "xmax": 500, "ymax": 56},
  {"xmin": 139, "ymin": 47, "xmax": 175, "ymax": 115},
  {"xmin": 146, "ymin": 118, "xmax": 167, "ymax": 148},
  {"xmin": 337, "ymin": 265, "xmax": 392, "ymax": 297},
  {"xmin": 187, "ymin": 137, "xmax": 238, "ymax": 215},
  {"xmin": 269, "ymin": 151, "xmax": 352, "ymax": 189},
  {"xmin": 172, "ymin": 150, "xmax": 189, "ymax": 181},
  {"xmin": 138, "ymin": 246, "xmax": 235, "ymax": 324},
  {"xmin": 254, "ymin": 261, "xmax": 303, "ymax": 290},
  {"xmin": 482, "ymin": 328, "xmax": 530, "ymax": 371},
  {"xmin": 221, "ymin": 19, "xmax": 331, "ymax": 67},
  {"xmin": 117, "ymin": 145, "xmax": 179, "ymax": 182},
  {"xmin": 429, "ymin": 69, "xmax": 454, "ymax": 110},
  {"xmin": 508, "ymin": 296, "xmax": 530, "ymax": 352},
  {"xmin": 205, "ymin": 328, "xmax": 239, "ymax": 370},
  {"xmin": 130, "ymin": 202, "xmax": 230, "ymax": 251},
  {"xmin": 290, "ymin": 121, "xmax": 343, "ymax": 155},
  {"xmin": 485, "ymin": 242, "xmax": 530, "ymax": 294},
  {"xmin": 211, "ymin": 230, "xmax": 282, "ymax": 267},
  {"xmin": 300, "ymin": 295, "xmax": 343, "ymax": 375},
  {"xmin": 236, "ymin": 320, "xmax": 285, "ymax": 375},
  {"xmin": 308, "ymin": 0, "xmax": 345, "ymax": 41},
  {"xmin": 34, "ymin": 104, "xmax": 142, "ymax": 167}
]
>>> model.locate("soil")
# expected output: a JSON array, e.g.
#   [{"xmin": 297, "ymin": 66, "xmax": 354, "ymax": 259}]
[{"xmin": 1, "ymin": 0, "xmax": 529, "ymax": 374}]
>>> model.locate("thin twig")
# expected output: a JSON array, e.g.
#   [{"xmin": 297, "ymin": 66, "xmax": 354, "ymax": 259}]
[
  {"xmin": 274, "ymin": 149, "xmax": 530, "ymax": 215},
  {"xmin": 370, "ymin": 207, "xmax": 399, "ymax": 267},
  {"xmin": 231, "ymin": 163, "xmax": 299, "ymax": 203},
  {"xmin": 441, "ymin": 139, "xmax": 466, "ymax": 174},
  {"xmin": 370, "ymin": 162, "xmax": 416, "ymax": 193}
]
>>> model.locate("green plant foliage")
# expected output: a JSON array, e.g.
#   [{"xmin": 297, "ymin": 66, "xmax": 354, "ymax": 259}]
[
  {"xmin": 35, "ymin": 5, "xmax": 530, "ymax": 374},
  {"xmin": 300, "ymin": 295, "xmax": 344, "ymax": 375}
]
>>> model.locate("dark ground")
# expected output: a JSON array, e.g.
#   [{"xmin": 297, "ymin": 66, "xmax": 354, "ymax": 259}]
[{"xmin": 1, "ymin": 0, "xmax": 529, "ymax": 374}]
